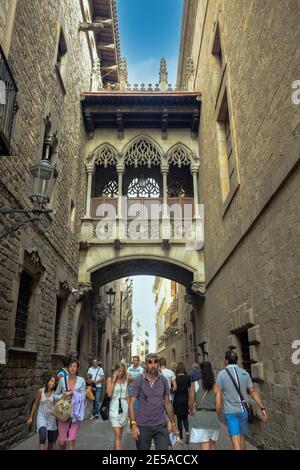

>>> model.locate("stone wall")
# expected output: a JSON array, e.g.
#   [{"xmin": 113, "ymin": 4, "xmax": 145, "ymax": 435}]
[
  {"xmin": 180, "ymin": 0, "xmax": 300, "ymax": 449},
  {"xmin": 0, "ymin": 0, "xmax": 17, "ymax": 54},
  {"xmin": 0, "ymin": 0, "xmax": 92, "ymax": 448}
]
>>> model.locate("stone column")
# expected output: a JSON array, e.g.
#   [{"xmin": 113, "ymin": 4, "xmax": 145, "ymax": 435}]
[
  {"xmin": 116, "ymin": 161, "xmax": 125, "ymax": 218},
  {"xmin": 116, "ymin": 161, "xmax": 125, "ymax": 239},
  {"xmin": 191, "ymin": 164, "xmax": 200, "ymax": 217},
  {"xmin": 85, "ymin": 163, "xmax": 94, "ymax": 218},
  {"xmin": 161, "ymin": 161, "xmax": 169, "ymax": 217},
  {"xmin": 161, "ymin": 160, "xmax": 170, "ymax": 239}
]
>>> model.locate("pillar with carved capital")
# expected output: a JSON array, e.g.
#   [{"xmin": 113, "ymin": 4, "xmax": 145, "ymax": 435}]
[
  {"xmin": 116, "ymin": 161, "xmax": 125, "ymax": 218},
  {"xmin": 161, "ymin": 160, "xmax": 170, "ymax": 239},
  {"xmin": 85, "ymin": 163, "xmax": 94, "ymax": 218},
  {"xmin": 191, "ymin": 164, "xmax": 200, "ymax": 217}
]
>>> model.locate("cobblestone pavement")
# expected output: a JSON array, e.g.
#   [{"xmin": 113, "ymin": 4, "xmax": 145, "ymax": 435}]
[{"xmin": 13, "ymin": 416, "xmax": 257, "ymax": 451}]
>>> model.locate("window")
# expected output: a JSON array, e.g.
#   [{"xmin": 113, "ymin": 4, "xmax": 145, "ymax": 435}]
[
  {"xmin": 171, "ymin": 281, "xmax": 177, "ymax": 298},
  {"xmin": 55, "ymin": 26, "xmax": 68, "ymax": 93},
  {"xmin": 128, "ymin": 176, "xmax": 160, "ymax": 198},
  {"xmin": 198, "ymin": 341, "xmax": 208, "ymax": 361},
  {"xmin": 216, "ymin": 87, "xmax": 239, "ymax": 210},
  {"xmin": 54, "ymin": 297, "xmax": 63, "ymax": 353},
  {"xmin": 236, "ymin": 330, "xmax": 252, "ymax": 376},
  {"xmin": 212, "ymin": 23, "xmax": 224, "ymax": 71},
  {"xmin": 14, "ymin": 272, "xmax": 33, "ymax": 348},
  {"xmin": 69, "ymin": 199, "xmax": 75, "ymax": 232}
]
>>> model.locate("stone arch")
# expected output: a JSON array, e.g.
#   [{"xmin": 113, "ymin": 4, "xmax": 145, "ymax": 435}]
[
  {"xmin": 167, "ymin": 143, "xmax": 194, "ymax": 168},
  {"xmin": 89, "ymin": 255, "xmax": 198, "ymax": 288},
  {"xmin": 90, "ymin": 142, "xmax": 119, "ymax": 167},
  {"xmin": 123, "ymin": 135, "xmax": 163, "ymax": 168}
]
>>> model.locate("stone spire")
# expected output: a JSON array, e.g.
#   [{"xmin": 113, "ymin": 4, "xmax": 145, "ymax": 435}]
[
  {"xmin": 119, "ymin": 57, "xmax": 128, "ymax": 92},
  {"xmin": 91, "ymin": 56, "xmax": 102, "ymax": 91},
  {"xmin": 185, "ymin": 57, "xmax": 195, "ymax": 91},
  {"xmin": 159, "ymin": 58, "xmax": 168, "ymax": 92}
]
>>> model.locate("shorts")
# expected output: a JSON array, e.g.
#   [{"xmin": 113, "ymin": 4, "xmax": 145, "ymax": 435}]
[
  {"xmin": 224, "ymin": 411, "xmax": 249, "ymax": 437},
  {"xmin": 189, "ymin": 427, "xmax": 219, "ymax": 443}
]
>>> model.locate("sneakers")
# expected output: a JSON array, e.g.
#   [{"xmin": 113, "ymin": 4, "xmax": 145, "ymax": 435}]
[
  {"xmin": 89, "ymin": 415, "xmax": 94, "ymax": 420},
  {"xmin": 94, "ymin": 415, "xmax": 99, "ymax": 419}
]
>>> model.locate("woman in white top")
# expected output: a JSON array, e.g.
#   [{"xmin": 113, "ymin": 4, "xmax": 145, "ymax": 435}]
[
  {"xmin": 27, "ymin": 375, "xmax": 57, "ymax": 450},
  {"xmin": 106, "ymin": 362, "xmax": 128, "ymax": 450}
]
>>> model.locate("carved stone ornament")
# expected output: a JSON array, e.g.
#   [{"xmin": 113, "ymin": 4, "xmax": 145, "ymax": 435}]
[
  {"xmin": 78, "ymin": 22, "xmax": 104, "ymax": 32},
  {"xmin": 190, "ymin": 282, "xmax": 206, "ymax": 296}
]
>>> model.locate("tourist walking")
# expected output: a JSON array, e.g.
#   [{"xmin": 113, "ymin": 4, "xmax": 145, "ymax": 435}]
[
  {"xmin": 129, "ymin": 353, "xmax": 179, "ymax": 450},
  {"xmin": 127, "ymin": 356, "xmax": 144, "ymax": 395},
  {"xmin": 159, "ymin": 357, "xmax": 177, "ymax": 400},
  {"xmin": 188, "ymin": 362, "xmax": 221, "ymax": 450},
  {"xmin": 173, "ymin": 362, "xmax": 191, "ymax": 443},
  {"xmin": 57, "ymin": 355, "xmax": 70, "ymax": 381},
  {"xmin": 54, "ymin": 357, "xmax": 86, "ymax": 450},
  {"xmin": 106, "ymin": 362, "xmax": 129, "ymax": 450},
  {"xmin": 27, "ymin": 375, "xmax": 57, "ymax": 450},
  {"xmin": 190, "ymin": 362, "xmax": 201, "ymax": 383},
  {"xmin": 216, "ymin": 350, "xmax": 268, "ymax": 450},
  {"xmin": 87, "ymin": 358, "xmax": 104, "ymax": 419}
]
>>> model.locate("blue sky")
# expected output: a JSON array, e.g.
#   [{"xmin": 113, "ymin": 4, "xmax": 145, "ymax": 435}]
[
  {"xmin": 116, "ymin": 0, "xmax": 183, "ymax": 85},
  {"xmin": 131, "ymin": 276, "xmax": 156, "ymax": 354}
]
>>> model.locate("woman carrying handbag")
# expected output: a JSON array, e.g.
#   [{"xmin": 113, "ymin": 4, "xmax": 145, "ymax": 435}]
[
  {"xmin": 188, "ymin": 362, "xmax": 222, "ymax": 450},
  {"xmin": 54, "ymin": 357, "xmax": 86, "ymax": 450},
  {"xmin": 106, "ymin": 362, "xmax": 129, "ymax": 450}
]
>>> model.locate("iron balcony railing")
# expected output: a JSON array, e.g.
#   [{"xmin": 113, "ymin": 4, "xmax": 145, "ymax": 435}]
[{"xmin": 0, "ymin": 44, "xmax": 18, "ymax": 154}]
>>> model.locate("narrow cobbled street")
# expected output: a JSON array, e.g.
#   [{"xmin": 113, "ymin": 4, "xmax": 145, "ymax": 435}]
[{"xmin": 13, "ymin": 417, "xmax": 256, "ymax": 451}]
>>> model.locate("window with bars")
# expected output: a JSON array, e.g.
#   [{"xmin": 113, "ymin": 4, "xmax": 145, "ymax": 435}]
[
  {"xmin": 14, "ymin": 272, "xmax": 33, "ymax": 348},
  {"xmin": 237, "ymin": 330, "xmax": 252, "ymax": 377},
  {"xmin": 54, "ymin": 297, "xmax": 63, "ymax": 353}
]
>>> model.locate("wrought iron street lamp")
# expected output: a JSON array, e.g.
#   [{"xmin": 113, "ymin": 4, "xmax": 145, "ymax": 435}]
[
  {"xmin": 0, "ymin": 159, "xmax": 57, "ymax": 239},
  {"xmin": 106, "ymin": 287, "xmax": 116, "ymax": 314}
]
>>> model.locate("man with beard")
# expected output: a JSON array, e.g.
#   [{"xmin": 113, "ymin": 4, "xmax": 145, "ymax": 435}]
[{"xmin": 129, "ymin": 353, "xmax": 179, "ymax": 450}]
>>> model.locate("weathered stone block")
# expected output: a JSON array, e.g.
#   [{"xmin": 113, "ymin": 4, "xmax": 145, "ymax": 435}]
[
  {"xmin": 251, "ymin": 362, "xmax": 265, "ymax": 382},
  {"xmin": 248, "ymin": 324, "xmax": 262, "ymax": 344}
]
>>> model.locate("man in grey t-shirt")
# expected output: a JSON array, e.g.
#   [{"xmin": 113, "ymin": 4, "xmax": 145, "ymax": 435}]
[{"xmin": 216, "ymin": 350, "xmax": 268, "ymax": 450}]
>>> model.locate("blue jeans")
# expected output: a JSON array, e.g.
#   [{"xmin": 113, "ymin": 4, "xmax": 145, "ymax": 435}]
[{"xmin": 93, "ymin": 387, "xmax": 102, "ymax": 416}]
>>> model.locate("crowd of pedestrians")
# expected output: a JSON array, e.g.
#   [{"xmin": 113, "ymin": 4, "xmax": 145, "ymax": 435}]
[{"xmin": 27, "ymin": 350, "xmax": 268, "ymax": 451}]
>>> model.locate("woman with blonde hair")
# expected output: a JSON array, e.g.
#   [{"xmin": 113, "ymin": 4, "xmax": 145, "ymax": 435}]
[{"xmin": 106, "ymin": 362, "xmax": 129, "ymax": 450}]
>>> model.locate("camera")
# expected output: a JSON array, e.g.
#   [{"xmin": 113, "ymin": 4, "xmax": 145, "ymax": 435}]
[{"xmin": 118, "ymin": 398, "xmax": 123, "ymax": 414}]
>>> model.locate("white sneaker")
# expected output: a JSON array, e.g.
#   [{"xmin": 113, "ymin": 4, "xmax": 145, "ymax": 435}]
[{"xmin": 89, "ymin": 415, "xmax": 94, "ymax": 420}]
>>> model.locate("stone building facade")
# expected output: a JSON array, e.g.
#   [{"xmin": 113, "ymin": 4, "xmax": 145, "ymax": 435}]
[
  {"xmin": 0, "ymin": 0, "xmax": 104, "ymax": 448},
  {"xmin": 178, "ymin": 0, "xmax": 300, "ymax": 449},
  {"xmin": 154, "ymin": 277, "xmax": 200, "ymax": 371}
]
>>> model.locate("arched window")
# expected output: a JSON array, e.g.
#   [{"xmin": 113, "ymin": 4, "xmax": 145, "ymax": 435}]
[
  {"xmin": 127, "ymin": 176, "xmax": 160, "ymax": 198},
  {"xmin": 124, "ymin": 138, "xmax": 161, "ymax": 168},
  {"xmin": 102, "ymin": 180, "xmax": 118, "ymax": 197}
]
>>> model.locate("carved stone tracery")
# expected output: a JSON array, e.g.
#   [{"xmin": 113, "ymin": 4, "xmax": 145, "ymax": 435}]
[{"xmin": 124, "ymin": 138, "xmax": 161, "ymax": 168}]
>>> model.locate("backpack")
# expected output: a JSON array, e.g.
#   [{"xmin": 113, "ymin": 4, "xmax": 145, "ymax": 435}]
[{"xmin": 100, "ymin": 394, "xmax": 111, "ymax": 421}]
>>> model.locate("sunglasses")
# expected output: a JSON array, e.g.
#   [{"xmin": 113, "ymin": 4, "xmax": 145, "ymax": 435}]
[{"xmin": 147, "ymin": 359, "xmax": 159, "ymax": 364}]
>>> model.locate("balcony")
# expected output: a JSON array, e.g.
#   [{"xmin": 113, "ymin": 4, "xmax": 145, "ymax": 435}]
[
  {"xmin": 0, "ymin": 44, "xmax": 18, "ymax": 154},
  {"xmin": 119, "ymin": 319, "xmax": 132, "ymax": 338},
  {"xmin": 81, "ymin": 197, "xmax": 202, "ymax": 246}
]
